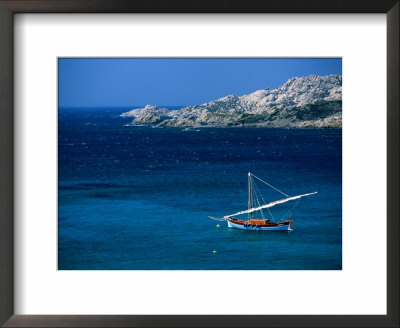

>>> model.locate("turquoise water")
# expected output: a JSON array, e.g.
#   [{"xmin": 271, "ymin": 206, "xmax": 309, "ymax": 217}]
[{"xmin": 58, "ymin": 108, "xmax": 342, "ymax": 270}]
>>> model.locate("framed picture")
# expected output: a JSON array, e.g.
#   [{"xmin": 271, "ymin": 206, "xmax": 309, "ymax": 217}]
[
  {"xmin": 58, "ymin": 57, "xmax": 342, "ymax": 271},
  {"xmin": 0, "ymin": 1, "xmax": 398, "ymax": 327}
]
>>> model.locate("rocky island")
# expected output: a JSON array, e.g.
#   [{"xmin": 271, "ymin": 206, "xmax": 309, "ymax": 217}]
[{"xmin": 121, "ymin": 74, "xmax": 342, "ymax": 128}]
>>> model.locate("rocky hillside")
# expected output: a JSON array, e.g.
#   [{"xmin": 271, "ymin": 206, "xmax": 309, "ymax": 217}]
[{"xmin": 121, "ymin": 74, "xmax": 342, "ymax": 128}]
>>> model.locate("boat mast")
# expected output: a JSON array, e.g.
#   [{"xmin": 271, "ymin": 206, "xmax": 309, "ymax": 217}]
[{"xmin": 248, "ymin": 172, "xmax": 254, "ymax": 220}]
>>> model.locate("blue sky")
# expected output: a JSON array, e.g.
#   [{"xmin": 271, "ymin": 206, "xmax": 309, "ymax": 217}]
[{"xmin": 58, "ymin": 58, "xmax": 341, "ymax": 108}]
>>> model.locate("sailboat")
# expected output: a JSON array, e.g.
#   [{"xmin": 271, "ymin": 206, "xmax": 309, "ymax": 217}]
[{"xmin": 209, "ymin": 172, "xmax": 317, "ymax": 231}]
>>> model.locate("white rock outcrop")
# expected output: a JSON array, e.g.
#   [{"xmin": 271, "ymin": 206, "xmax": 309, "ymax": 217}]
[{"xmin": 121, "ymin": 74, "xmax": 342, "ymax": 128}]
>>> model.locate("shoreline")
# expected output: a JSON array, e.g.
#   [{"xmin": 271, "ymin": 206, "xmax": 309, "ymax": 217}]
[{"xmin": 123, "ymin": 123, "xmax": 342, "ymax": 130}]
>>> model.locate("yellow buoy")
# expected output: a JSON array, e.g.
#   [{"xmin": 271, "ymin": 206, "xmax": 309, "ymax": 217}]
[
  {"xmin": 212, "ymin": 250, "xmax": 217, "ymax": 253},
  {"xmin": 216, "ymin": 224, "xmax": 220, "ymax": 228}
]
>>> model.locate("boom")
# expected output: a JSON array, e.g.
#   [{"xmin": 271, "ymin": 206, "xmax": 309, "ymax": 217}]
[{"xmin": 224, "ymin": 192, "xmax": 317, "ymax": 219}]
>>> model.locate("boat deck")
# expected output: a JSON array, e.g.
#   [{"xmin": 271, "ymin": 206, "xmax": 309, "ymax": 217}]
[{"xmin": 227, "ymin": 217, "xmax": 291, "ymax": 228}]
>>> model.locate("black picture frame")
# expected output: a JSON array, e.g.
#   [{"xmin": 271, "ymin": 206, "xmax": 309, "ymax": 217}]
[{"xmin": 0, "ymin": 1, "xmax": 398, "ymax": 327}]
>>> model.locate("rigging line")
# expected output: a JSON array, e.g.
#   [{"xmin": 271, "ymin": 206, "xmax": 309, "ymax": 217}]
[
  {"xmin": 284, "ymin": 198, "xmax": 300, "ymax": 219},
  {"xmin": 255, "ymin": 196, "xmax": 263, "ymax": 219},
  {"xmin": 247, "ymin": 176, "xmax": 250, "ymax": 220},
  {"xmin": 251, "ymin": 175, "xmax": 270, "ymax": 220},
  {"xmin": 251, "ymin": 177, "xmax": 260, "ymax": 211},
  {"xmin": 252, "ymin": 177, "xmax": 267, "ymax": 206},
  {"xmin": 250, "ymin": 173, "xmax": 289, "ymax": 198},
  {"xmin": 253, "ymin": 178, "xmax": 265, "ymax": 220},
  {"xmin": 267, "ymin": 206, "xmax": 275, "ymax": 222},
  {"xmin": 250, "ymin": 176, "xmax": 259, "ymax": 218},
  {"xmin": 248, "ymin": 179, "xmax": 252, "ymax": 220},
  {"xmin": 255, "ymin": 178, "xmax": 274, "ymax": 221},
  {"xmin": 252, "ymin": 177, "xmax": 266, "ymax": 220}
]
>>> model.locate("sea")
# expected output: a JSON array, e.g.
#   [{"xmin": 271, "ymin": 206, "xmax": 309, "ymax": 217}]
[{"xmin": 58, "ymin": 107, "xmax": 342, "ymax": 270}]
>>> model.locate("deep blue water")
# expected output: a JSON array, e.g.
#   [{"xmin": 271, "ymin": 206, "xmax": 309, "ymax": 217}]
[{"xmin": 58, "ymin": 108, "xmax": 342, "ymax": 270}]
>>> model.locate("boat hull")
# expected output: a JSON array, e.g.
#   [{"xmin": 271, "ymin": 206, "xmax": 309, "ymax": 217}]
[{"xmin": 227, "ymin": 218, "xmax": 293, "ymax": 231}]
